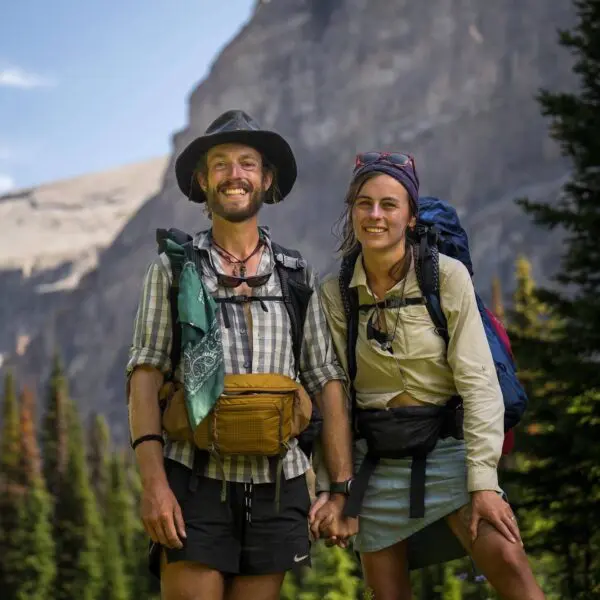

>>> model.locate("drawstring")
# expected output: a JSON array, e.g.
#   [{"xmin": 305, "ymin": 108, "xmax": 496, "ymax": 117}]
[
  {"xmin": 244, "ymin": 482, "xmax": 253, "ymax": 524},
  {"xmin": 208, "ymin": 445, "xmax": 228, "ymax": 502}
]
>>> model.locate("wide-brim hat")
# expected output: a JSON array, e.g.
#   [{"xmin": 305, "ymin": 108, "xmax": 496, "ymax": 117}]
[{"xmin": 175, "ymin": 109, "xmax": 297, "ymax": 204}]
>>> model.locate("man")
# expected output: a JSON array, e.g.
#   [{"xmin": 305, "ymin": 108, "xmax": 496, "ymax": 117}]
[{"xmin": 127, "ymin": 110, "xmax": 356, "ymax": 600}]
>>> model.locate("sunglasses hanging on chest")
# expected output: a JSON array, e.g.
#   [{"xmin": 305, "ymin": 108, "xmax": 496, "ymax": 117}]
[{"xmin": 362, "ymin": 297, "xmax": 425, "ymax": 353}]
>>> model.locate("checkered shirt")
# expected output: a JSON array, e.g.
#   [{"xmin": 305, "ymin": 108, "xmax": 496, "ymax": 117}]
[{"xmin": 127, "ymin": 228, "xmax": 345, "ymax": 483}]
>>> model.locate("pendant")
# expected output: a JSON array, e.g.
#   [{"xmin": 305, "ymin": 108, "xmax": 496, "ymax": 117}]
[
  {"xmin": 239, "ymin": 264, "xmax": 246, "ymax": 277},
  {"xmin": 380, "ymin": 340, "xmax": 393, "ymax": 352}
]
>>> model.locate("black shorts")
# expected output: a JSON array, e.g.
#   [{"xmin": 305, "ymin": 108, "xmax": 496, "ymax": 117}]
[{"xmin": 149, "ymin": 458, "xmax": 311, "ymax": 578}]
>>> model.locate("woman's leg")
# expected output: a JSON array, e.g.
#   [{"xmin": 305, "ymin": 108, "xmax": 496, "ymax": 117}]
[
  {"xmin": 360, "ymin": 539, "xmax": 412, "ymax": 600},
  {"xmin": 446, "ymin": 504, "xmax": 545, "ymax": 600}
]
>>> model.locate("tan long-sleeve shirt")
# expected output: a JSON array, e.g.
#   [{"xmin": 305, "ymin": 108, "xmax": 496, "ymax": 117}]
[{"xmin": 319, "ymin": 252, "xmax": 504, "ymax": 493}]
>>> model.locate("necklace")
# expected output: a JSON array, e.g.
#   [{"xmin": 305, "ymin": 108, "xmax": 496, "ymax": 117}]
[
  {"xmin": 370, "ymin": 251, "xmax": 410, "ymax": 352},
  {"xmin": 212, "ymin": 238, "xmax": 264, "ymax": 277},
  {"xmin": 389, "ymin": 252, "xmax": 414, "ymax": 391},
  {"xmin": 374, "ymin": 264, "xmax": 409, "ymax": 353}
]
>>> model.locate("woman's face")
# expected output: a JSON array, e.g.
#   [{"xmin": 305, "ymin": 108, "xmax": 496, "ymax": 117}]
[{"xmin": 351, "ymin": 173, "xmax": 416, "ymax": 253}]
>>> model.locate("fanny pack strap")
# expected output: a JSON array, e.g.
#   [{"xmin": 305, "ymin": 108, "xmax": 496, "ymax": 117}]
[
  {"xmin": 344, "ymin": 398, "xmax": 463, "ymax": 520},
  {"xmin": 344, "ymin": 453, "xmax": 428, "ymax": 519},
  {"xmin": 409, "ymin": 455, "xmax": 427, "ymax": 519},
  {"xmin": 344, "ymin": 453, "xmax": 378, "ymax": 518}
]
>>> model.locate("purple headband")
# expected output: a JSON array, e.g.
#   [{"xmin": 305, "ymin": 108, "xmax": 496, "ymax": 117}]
[{"xmin": 352, "ymin": 160, "xmax": 420, "ymax": 214}]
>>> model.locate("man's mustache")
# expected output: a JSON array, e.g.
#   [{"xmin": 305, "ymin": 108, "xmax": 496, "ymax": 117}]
[{"xmin": 217, "ymin": 180, "xmax": 252, "ymax": 193}]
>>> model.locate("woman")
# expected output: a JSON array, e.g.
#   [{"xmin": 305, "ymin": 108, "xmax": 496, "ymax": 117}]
[{"xmin": 313, "ymin": 152, "xmax": 544, "ymax": 599}]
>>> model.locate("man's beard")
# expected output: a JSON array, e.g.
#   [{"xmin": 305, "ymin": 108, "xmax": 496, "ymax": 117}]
[{"xmin": 206, "ymin": 180, "xmax": 265, "ymax": 223}]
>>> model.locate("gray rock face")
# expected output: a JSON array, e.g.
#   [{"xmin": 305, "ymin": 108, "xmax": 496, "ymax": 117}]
[
  {"xmin": 0, "ymin": 157, "xmax": 168, "ymax": 367},
  {"xmin": 7, "ymin": 0, "xmax": 575, "ymax": 441}
]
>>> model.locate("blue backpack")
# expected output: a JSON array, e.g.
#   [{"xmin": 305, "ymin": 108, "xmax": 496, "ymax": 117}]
[{"xmin": 339, "ymin": 196, "xmax": 528, "ymax": 434}]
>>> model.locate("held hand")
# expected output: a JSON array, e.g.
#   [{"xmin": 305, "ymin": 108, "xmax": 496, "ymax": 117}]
[
  {"xmin": 309, "ymin": 492, "xmax": 330, "ymax": 527},
  {"xmin": 469, "ymin": 490, "xmax": 522, "ymax": 546},
  {"xmin": 309, "ymin": 493, "xmax": 340, "ymax": 541},
  {"xmin": 311, "ymin": 494, "xmax": 358, "ymax": 546},
  {"xmin": 141, "ymin": 477, "xmax": 187, "ymax": 549},
  {"xmin": 323, "ymin": 514, "xmax": 359, "ymax": 548}
]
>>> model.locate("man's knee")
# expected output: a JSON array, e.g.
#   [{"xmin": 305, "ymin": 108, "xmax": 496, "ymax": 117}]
[{"xmin": 161, "ymin": 559, "xmax": 224, "ymax": 600}]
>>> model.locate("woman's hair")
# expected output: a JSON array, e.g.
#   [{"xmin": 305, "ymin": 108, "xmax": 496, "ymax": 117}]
[
  {"xmin": 334, "ymin": 170, "xmax": 417, "ymax": 257},
  {"xmin": 334, "ymin": 171, "xmax": 379, "ymax": 256}
]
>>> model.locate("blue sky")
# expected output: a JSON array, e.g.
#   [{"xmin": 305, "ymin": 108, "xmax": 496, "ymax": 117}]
[{"xmin": 0, "ymin": 1, "xmax": 255, "ymax": 192}]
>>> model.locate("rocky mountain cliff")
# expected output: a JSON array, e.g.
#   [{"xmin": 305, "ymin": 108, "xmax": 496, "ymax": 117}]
[
  {"xmin": 6, "ymin": 0, "xmax": 575, "ymax": 442},
  {"xmin": 0, "ymin": 157, "xmax": 168, "ymax": 366}
]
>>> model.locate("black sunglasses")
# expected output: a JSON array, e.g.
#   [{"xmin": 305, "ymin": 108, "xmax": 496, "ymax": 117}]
[{"xmin": 215, "ymin": 272, "xmax": 272, "ymax": 289}]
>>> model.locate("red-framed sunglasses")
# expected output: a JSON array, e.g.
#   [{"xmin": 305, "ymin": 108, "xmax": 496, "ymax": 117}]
[{"xmin": 354, "ymin": 151, "xmax": 417, "ymax": 174}]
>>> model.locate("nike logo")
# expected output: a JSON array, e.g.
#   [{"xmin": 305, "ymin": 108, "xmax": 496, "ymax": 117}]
[{"xmin": 293, "ymin": 553, "xmax": 309, "ymax": 563}]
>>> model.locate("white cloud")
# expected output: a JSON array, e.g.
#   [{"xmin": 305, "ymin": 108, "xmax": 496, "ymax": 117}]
[
  {"xmin": 0, "ymin": 67, "xmax": 55, "ymax": 89},
  {"xmin": 0, "ymin": 174, "xmax": 15, "ymax": 194}
]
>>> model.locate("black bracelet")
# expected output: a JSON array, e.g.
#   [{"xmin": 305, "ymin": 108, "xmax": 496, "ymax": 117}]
[{"xmin": 131, "ymin": 434, "xmax": 165, "ymax": 450}]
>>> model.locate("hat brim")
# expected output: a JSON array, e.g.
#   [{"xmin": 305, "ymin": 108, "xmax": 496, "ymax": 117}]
[{"xmin": 175, "ymin": 130, "xmax": 297, "ymax": 204}]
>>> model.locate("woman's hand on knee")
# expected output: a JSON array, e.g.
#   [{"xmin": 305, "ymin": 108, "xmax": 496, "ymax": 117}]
[{"xmin": 469, "ymin": 491, "xmax": 522, "ymax": 546}]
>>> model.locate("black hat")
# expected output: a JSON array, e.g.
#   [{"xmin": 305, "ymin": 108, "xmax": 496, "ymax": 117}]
[{"xmin": 174, "ymin": 109, "xmax": 297, "ymax": 204}]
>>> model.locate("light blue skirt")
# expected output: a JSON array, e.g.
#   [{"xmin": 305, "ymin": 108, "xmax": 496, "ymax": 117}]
[{"xmin": 353, "ymin": 436, "xmax": 469, "ymax": 570}]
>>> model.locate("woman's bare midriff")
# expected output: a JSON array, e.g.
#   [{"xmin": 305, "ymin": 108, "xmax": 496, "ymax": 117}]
[{"xmin": 387, "ymin": 391, "xmax": 427, "ymax": 407}]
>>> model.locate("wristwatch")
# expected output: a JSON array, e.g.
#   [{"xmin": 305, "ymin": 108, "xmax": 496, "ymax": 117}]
[{"xmin": 329, "ymin": 478, "xmax": 354, "ymax": 496}]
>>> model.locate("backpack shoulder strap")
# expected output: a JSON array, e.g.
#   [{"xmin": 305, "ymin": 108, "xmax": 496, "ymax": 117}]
[
  {"xmin": 338, "ymin": 248, "xmax": 360, "ymax": 383},
  {"xmin": 338, "ymin": 248, "xmax": 361, "ymax": 432},
  {"xmin": 156, "ymin": 228, "xmax": 194, "ymax": 379},
  {"xmin": 271, "ymin": 242, "xmax": 313, "ymax": 375},
  {"xmin": 412, "ymin": 229, "xmax": 449, "ymax": 346}
]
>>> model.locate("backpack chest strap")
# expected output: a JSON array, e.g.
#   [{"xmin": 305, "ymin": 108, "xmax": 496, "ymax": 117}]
[
  {"xmin": 214, "ymin": 294, "xmax": 284, "ymax": 328},
  {"xmin": 358, "ymin": 297, "xmax": 425, "ymax": 312}
]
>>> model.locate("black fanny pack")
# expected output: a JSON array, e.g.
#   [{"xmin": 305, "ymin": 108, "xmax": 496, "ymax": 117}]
[{"xmin": 344, "ymin": 397, "xmax": 464, "ymax": 519}]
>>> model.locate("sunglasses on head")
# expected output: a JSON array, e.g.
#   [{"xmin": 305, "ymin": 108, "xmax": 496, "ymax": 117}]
[{"xmin": 354, "ymin": 152, "xmax": 416, "ymax": 173}]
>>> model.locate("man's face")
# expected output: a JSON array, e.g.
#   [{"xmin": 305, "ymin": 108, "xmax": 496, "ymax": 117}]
[{"xmin": 198, "ymin": 143, "xmax": 273, "ymax": 223}]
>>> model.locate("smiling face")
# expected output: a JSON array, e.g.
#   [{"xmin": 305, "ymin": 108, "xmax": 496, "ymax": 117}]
[
  {"xmin": 351, "ymin": 173, "xmax": 416, "ymax": 253},
  {"xmin": 197, "ymin": 143, "xmax": 273, "ymax": 223}
]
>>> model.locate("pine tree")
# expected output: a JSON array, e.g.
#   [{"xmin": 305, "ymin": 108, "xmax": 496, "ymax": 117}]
[
  {"xmin": 53, "ymin": 401, "xmax": 102, "ymax": 600},
  {"xmin": 513, "ymin": 1, "xmax": 600, "ymax": 594},
  {"xmin": 104, "ymin": 451, "xmax": 137, "ymax": 600},
  {"xmin": 88, "ymin": 413, "xmax": 111, "ymax": 514},
  {"xmin": 85, "ymin": 415, "xmax": 130, "ymax": 600},
  {"xmin": 507, "ymin": 256, "xmax": 586, "ymax": 597},
  {"xmin": 42, "ymin": 353, "xmax": 69, "ymax": 500},
  {"xmin": 0, "ymin": 370, "xmax": 20, "ymax": 485},
  {"xmin": 0, "ymin": 370, "xmax": 23, "ymax": 595},
  {"xmin": 9, "ymin": 386, "xmax": 56, "ymax": 599},
  {"xmin": 511, "ymin": 256, "xmax": 550, "ymax": 338}
]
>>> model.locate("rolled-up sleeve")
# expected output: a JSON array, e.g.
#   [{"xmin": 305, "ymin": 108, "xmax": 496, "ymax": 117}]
[
  {"xmin": 297, "ymin": 268, "xmax": 346, "ymax": 396},
  {"xmin": 443, "ymin": 260, "xmax": 504, "ymax": 493},
  {"xmin": 126, "ymin": 254, "xmax": 173, "ymax": 378}
]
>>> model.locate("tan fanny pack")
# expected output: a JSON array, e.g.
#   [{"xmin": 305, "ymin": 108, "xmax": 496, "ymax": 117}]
[{"xmin": 159, "ymin": 373, "xmax": 313, "ymax": 456}]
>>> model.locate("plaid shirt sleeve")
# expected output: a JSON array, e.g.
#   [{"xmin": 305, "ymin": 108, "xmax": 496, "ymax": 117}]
[
  {"xmin": 126, "ymin": 254, "xmax": 173, "ymax": 377},
  {"xmin": 298, "ymin": 266, "xmax": 347, "ymax": 396}
]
